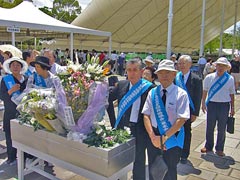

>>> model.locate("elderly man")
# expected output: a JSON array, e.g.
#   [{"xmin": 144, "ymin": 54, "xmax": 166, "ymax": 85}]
[
  {"xmin": 43, "ymin": 49, "xmax": 66, "ymax": 75},
  {"xmin": 201, "ymin": 57, "xmax": 235, "ymax": 157},
  {"xmin": 175, "ymin": 55, "xmax": 202, "ymax": 164},
  {"xmin": 108, "ymin": 58, "xmax": 155, "ymax": 180},
  {"xmin": 142, "ymin": 59, "xmax": 190, "ymax": 180}
]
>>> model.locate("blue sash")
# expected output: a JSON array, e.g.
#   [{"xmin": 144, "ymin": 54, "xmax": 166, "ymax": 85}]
[
  {"xmin": 205, "ymin": 72, "xmax": 230, "ymax": 105},
  {"xmin": 3, "ymin": 74, "xmax": 21, "ymax": 96},
  {"xmin": 114, "ymin": 79, "xmax": 152, "ymax": 128},
  {"xmin": 33, "ymin": 72, "xmax": 47, "ymax": 87},
  {"xmin": 175, "ymin": 72, "xmax": 195, "ymax": 111},
  {"xmin": 25, "ymin": 68, "xmax": 33, "ymax": 77},
  {"xmin": 151, "ymin": 86, "xmax": 184, "ymax": 149}
]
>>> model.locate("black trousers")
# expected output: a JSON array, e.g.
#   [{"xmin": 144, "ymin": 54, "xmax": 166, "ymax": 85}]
[
  {"xmin": 163, "ymin": 147, "xmax": 182, "ymax": 180},
  {"xmin": 4, "ymin": 119, "xmax": 17, "ymax": 162},
  {"xmin": 181, "ymin": 119, "xmax": 191, "ymax": 159},
  {"xmin": 130, "ymin": 123, "xmax": 156, "ymax": 180}
]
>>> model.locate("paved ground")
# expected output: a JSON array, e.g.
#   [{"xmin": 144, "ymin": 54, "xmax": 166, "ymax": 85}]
[{"xmin": 0, "ymin": 92, "xmax": 240, "ymax": 180}]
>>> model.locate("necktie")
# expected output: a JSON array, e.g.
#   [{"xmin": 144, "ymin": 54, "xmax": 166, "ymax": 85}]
[{"xmin": 162, "ymin": 89, "xmax": 167, "ymax": 106}]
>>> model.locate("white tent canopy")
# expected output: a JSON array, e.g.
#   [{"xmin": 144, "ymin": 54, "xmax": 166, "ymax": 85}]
[
  {"xmin": 72, "ymin": 0, "xmax": 240, "ymax": 53},
  {"xmin": 0, "ymin": 1, "xmax": 111, "ymax": 56}
]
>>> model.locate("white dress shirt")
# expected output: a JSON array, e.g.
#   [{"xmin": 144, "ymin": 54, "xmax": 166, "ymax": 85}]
[
  {"xmin": 129, "ymin": 83, "xmax": 141, "ymax": 123},
  {"xmin": 183, "ymin": 70, "xmax": 190, "ymax": 84},
  {"xmin": 142, "ymin": 83, "xmax": 190, "ymax": 127}
]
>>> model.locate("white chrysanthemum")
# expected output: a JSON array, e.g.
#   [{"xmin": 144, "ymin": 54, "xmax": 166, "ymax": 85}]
[
  {"xmin": 106, "ymin": 126, "xmax": 112, "ymax": 131},
  {"xmin": 98, "ymin": 120, "xmax": 105, "ymax": 126},
  {"xmin": 96, "ymin": 128, "xmax": 103, "ymax": 135},
  {"xmin": 124, "ymin": 127, "xmax": 131, "ymax": 135}
]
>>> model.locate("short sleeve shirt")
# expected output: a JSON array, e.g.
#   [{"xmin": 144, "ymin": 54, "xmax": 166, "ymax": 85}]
[
  {"xmin": 142, "ymin": 83, "xmax": 190, "ymax": 128},
  {"xmin": 203, "ymin": 72, "xmax": 235, "ymax": 102}
]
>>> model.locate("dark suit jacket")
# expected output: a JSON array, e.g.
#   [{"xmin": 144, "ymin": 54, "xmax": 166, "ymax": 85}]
[
  {"xmin": 185, "ymin": 72, "xmax": 203, "ymax": 116},
  {"xmin": 107, "ymin": 80, "xmax": 153, "ymax": 129}
]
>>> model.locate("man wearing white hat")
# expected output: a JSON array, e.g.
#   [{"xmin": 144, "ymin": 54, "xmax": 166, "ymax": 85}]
[
  {"xmin": 144, "ymin": 56, "xmax": 155, "ymax": 68},
  {"xmin": 201, "ymin": 57, "xmax": 235, "ymax": 157},
  {"xmin": 142, "ymin": 59, "xmax": 190, "ymax": 180}
]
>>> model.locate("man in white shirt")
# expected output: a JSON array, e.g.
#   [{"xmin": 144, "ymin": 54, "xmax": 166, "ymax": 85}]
[
  {"xmin": 43, "ymin": 49, "xmax": 66, "ymax": 75},
  {"xmin": 201, "ymin": 57, "xmax": 235, "ymax": 157},
  {"xmin": 142, "ymin": 59, "xmax": 190, "ymax": 180}
]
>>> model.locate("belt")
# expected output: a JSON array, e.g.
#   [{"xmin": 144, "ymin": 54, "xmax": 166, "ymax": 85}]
[{"xmin": 129, "ymin": 122, "xmax": 137, "ymax": 127}]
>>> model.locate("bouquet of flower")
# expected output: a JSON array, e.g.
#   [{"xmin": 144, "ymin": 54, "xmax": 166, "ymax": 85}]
[
  {"xmin": 17, "ymin": 88, "xmax": 65, "ymax": 134},
  {"xmin": 58, "ymin": 57, "xmax": 110, "ymax": 133}
]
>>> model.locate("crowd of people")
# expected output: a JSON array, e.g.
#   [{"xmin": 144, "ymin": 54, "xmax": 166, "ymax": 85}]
[
  {"xmin": 107, "ymin": 53, "xmax": 235, "ymax": 180},
  {"xmin": 0, "ymin": 47, "xmax": 238, "ymax": 180}
]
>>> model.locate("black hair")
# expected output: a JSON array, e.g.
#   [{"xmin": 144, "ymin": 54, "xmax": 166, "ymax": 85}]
[
  {"xmin": 9, "ymin": 60, "xmax": 23, "ymax": 68},
  {"xmin": 144, "ymin": 66, "xmax": 157, "ymax": 80},
  {"xmin": 35, "ymin": 63, "xmax": 50, "ymax": 71},
  {"xmin": 22, "ymin": 51, "xmax": 31, "ymax": 61}
]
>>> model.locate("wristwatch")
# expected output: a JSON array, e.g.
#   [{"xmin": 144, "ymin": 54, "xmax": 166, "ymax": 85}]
[{"xmin": 164, "ymin": 134, "xmax": 169, "ymax": 141}]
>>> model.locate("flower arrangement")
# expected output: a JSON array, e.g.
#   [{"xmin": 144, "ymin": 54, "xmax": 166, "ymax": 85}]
[
  {"xmin": 68, "ymin": 120, "xmax": 131, "ymax": 148},
  {"xmin": 17, "ymin": 88, "xmax": 65, "ymax": 134},
  {"xmin": 58, "ymin": 57, "xmax": 109, "ymax": 124},
  {"xmin": 83, "ymin": 121, "xmax": 131, "ymax": 148}
]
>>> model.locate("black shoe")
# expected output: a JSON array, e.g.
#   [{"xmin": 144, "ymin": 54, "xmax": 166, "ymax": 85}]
[{"xmin": 180, "ymin": 158, "xmax": 188, "ymax": 164}]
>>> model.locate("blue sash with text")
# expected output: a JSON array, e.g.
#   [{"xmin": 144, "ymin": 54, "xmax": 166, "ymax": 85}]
[
  {"xmin": 34, "ymin": 72, "xmax": 47, "ymax": 87},
  {"xmin": 114, "ymin": 79, "xmax": 152, "ymax": 128},
  {"xmin": 152, "ymin": 86, "xmax": 184, "ymax": 149},
  {"xmin": 25, "ymin": 68, "xmax": 33, "ymax": 77},
  {"xmin": 205, "ymin": 72, "xmax": 230, "ymax": 105},
  {"xmin": 3, "ymin": 74, "xmax": 21, "ymax": 96},
  {"xmin": 175, "ymin": 72, "xmax": 195, "ymax": 111}
]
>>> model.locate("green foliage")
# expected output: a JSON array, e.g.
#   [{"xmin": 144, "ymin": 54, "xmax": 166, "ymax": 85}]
[
  {"xmin": 51, "ymin": 0, "xmax": 81, "ymax": 23},
  {"xmin": 0, "ymin": 0, "xmax": 22, "ymax": 8},
  {"xmin": 18, "ymin": 112, "xmax": 43, "ymax": 131},
  {"xmin": 205, "ymin": 29, "xmax": 240, "ymax": 54},
  {"xmin": 0, "ymin": 0, "xmax": 81, "ymax": 23},
  {"xmin": 83, "ymin": 124, "xmax": 132, "ymax": 148}
]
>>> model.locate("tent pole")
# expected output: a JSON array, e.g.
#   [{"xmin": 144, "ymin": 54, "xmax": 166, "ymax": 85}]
[
  {"xmin": 232, "ymin": 0, "xmax": 238, "ymax": 58},
  {"xmin": 109, "ymin": 36, "xmax": 112, "ymax": 57},
  {"xmin": 12, "ymin": 32, "xmax": 15, "ymax": 46},
  {"xmin": 34, "ymin": 37, "xmax": 37, "ymax": 49},
  {"xmin": 166, "ymin": 0, "xmax": 173, "ymax": 59},
  {"xmin": 200, "ymin": 0, "xmax": 206, "ymax": 57},
  {"xmin": 219, "ymin": 0, "xmax": 225, "ymax": 57},
  {"xmin": 70, "ymin": 32, "xmax": 73, "ymax": 61}
]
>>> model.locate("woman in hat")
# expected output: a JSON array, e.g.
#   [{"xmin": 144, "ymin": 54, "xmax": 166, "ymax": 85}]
[
  {"xmin": 26, "ymin": 56, "xmax": 62, "ymax": 89},
  {"xmin": 26, "ymin": 56, "xmax": 67, "ymax": 121},
  {"xmin": 0, "ymin": 57, "xmax": 28, "ymax": 165}
]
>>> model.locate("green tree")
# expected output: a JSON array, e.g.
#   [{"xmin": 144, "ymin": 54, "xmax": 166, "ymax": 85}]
[
  {"xmin": 205, "ymin": 32, "xmax": 240, "ymax": 54},
  {"xmin": 0, "ymin": 0, "xmax": 22, "ymax": 8},
  {"xmin": 40, "ymin": 0, "xmax": 81, "ymax": 23}
]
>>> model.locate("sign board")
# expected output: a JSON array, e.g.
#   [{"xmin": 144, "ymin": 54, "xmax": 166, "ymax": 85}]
[{"xmin": 7, "ymin": 26, "xmax": 20, "ymax": 33}]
